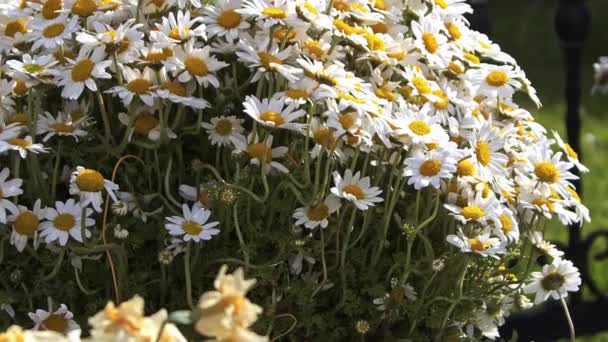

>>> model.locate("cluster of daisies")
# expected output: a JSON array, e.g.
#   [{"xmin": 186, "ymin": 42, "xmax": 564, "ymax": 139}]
[
  {"xmin": 0, "ymin": 266, "xmax": 268, "ymax": 341},
  {"xmin": 0, "ymin": 0, "xmax": 590, "ymax": 339}
]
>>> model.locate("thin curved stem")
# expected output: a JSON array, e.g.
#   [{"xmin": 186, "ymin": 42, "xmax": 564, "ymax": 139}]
[{"xmin": 560, "ymin": 297, "xmax": 576, "ymax": 342}]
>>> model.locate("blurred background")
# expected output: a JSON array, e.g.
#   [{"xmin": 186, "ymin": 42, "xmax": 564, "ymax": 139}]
[{"xmin": 477, "ymin": 0, "xmax": 608, "ymax": 340}]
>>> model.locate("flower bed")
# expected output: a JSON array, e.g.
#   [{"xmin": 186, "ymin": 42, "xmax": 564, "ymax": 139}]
[{"xmin": 0, "ymin": 0, "xmax": 590, "ymax": 340}]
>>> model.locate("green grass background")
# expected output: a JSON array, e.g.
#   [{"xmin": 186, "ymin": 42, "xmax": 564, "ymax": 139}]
[{"xmin": 488, "ymin": 0, "xmax": 608, "ymax": 340}]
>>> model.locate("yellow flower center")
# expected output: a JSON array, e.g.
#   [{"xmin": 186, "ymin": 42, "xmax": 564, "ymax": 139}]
[
  {"xmin": 541, "ymin": 271, "xmax": 565, "ymax": 291},
  {"xmin": 564, "ymin": 143, "xmax": 578, "ymax": 159},
  {"xmin": 419, "ymin": 159, "xmax": 442, "ymax": 177},
  {"xmin": 332, "ymin": 19, "xmax": 364, "ymax": 35},
  {"xmin": 43, "ymin": 23, "xmax": 65, "ymax": 38},
  {"xmin": 422, "ymin": 32, "xmax": 438, "ymax": 53},
  {"xmin": 273, "ymin": 28, "xmax": 296, "ymax": 42},
  {"xmin": 532, "ymin": 198, "xmax": 554, "ymax": 212},
  {"xmin": 435, "ymin": 0, "xmax": 448, "ymax": 9},
  {"xmin": 184, "ymin": 56, "xmax": 208, "ymax": 76},
  {"xmin": 448, "ymin": 62, "xmax": 464, "ymax": 74},
  {"xmin": 469, "ymin": 238, "xmax": 487, "ymax": 252},
  {"xmin": 14, "ymin": 211, "xmax": 39, "ymax": 236},
  {"xmin": 7, "ymin": 138, "xmax": 31, "ymax": 148},
  {"xmin": 486, "ymin": 70, "xmax": 509, "ymax": 87},
  {"xmin": 49, "ymin": 122, "xmax": 75, "ymax": 133},
  {"xmin": 4, "ymin": 19, "xmax": 28, "ymax": 38},
  {"xmin": 534, "ymin": 161, "xmax": 559, "ymax": 183},
  {"xmin": 169, "ymin": 27, "xmax": 189, "ymax": 41},
  {"xmin": 457, "ymin": 159, "xmax": 475, "ymax": 176},
  {"xmin": 71, "ymin": 59, "xmax": 95, "ymax": 82},
  {"xmin": 304, "ymin": 40, "xmax": 325, "ymax": 59},
  {"xmin": 42, "ymin": 314, "xmax": 68, "ymax": 333},
  {"xmin": 42, "ymin": 0, "xmax": 63, "ymax": 19},
  {"xmin": 463, "ymin": 53, "xmax": 480, "ymax": 64},
  {"xmin": 13, "ymin": 80, "xmax": 28, "ymax": 96},
  {"xmin": 218, "ymin": 9, "xmax": 241, "ymax": 28},
  {"xmin": 306, "ymin": 204, "xmax": 329, "ymax": 221},
  {"xmin": 313, "ymin": 127, "xmax": 336, "ymax": 148},
  {"xmin": 461, "ymin": 205, "xmax": 484, "ymax": 221},
  {"xmin": 222, "ymin": 295, "xmax": 245, "ymax": 317},
  {"xmin": 411, "ymin": 77, "xmax": 431, "ymax": 95},
  {"xmin": 182, "ymin": 220, "xmax": 202, "ymax": 235},
  {"xmin": 343, "ymin": 184, "xmax": 365, "ymax": 200},
  {"xmin": 257, "ymin": 52, "xmax": 282, "ymax": 68},
  {"xmin": 370, "ymin": 22, "xmax": 388, "ymax": 34},
  {"xmin": 127, "ymin": 78, "xmax": 151, "ymax": 95},
  {"xmin": 303, "ymin": 1, "xmax": 318, "ymax": 14},
  {"xmin": 432, "ymin": 90, "xmax": 449, "ymax": 110},
  {"xmin": 445, "ymin": 22, "xmax": 461, "ymax": 40},
  {"xmin": 71, "ymin": 0, "xmax": 97, "ymax": 16},
  {"xmin": 246, "ymin": 143, "xmax": 272, "ymax": 161},
  {"xmin": 499, "ymin": 214, "xmax": 512, "ymax": 234},
  {"xmin": 409, "ymin": 120, "xmax": 431, "ymax": 136},
  {"xmin": 76, "ymin": 169, "xmax": 105, "ymax": 192},
  {"xmin": 567, "ymin": 186, "xmax": 580, "ymax": 202},
  {"xmin": 134, "ymin": 113, "xmax": 159, "ymax": 135},
  {"xmin": 373, "ymin": 0, "xmax": 386, "ymax": 10},
  {"xmin": 23, "ymin": 64, "xmax": 45, "ymax": 74},
  {"xmin": 214, "ymin": 119, "xmax": 233, "ymax": 136},
  {"xmin": 475, "ymin": 141, "xmax": 491, "ymax": 166},
  {"xmin": 339, "ymin": 113, "xmax": 355, "ymax": 130},
  {"xmin": 259, "ymin": 111, "xmax": 285, "ymax": 126},
  {"xmin": 161, "ymin": 81, "xmax": 187, "ymax": 97},
  {"xmin": 286, "ymin": 89, "xmax": 308, "ymax": 99},
  {"xmin": 6, "ymin": 112, "xmax": 30, "ymax": 125},
  {"xmin": 261, "ymin": 7, "xmax": 286, "ymax": 18},
  {"xmin": 364, "ymin": 32, "xmax": 385, "ymax": 51},
  {"xmin": 53, "ymin": 213, "xmax": 76, "ymax": 231},
  {"xmin": 374, "ymin": 87, "xmax": 396, "ymax": 101}
]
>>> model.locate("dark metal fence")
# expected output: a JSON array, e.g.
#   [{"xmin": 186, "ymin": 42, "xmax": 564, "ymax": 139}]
[{"xmin": 466, "ymin": 0, "xmax": 605, "ymax": 340}]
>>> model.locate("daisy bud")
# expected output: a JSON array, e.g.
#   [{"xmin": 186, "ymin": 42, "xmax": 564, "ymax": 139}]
[
  {"xmin": 158, "ymin": 250, "xmax": 174, "ymax": 265},
  {"xmin": 355, "ymin": 320, "xmax": 370, "ymax": 334},
  {"xmin": 111, "ymin": 201, "xmax": 129, "ymax": 216},
  {"xmin": 113, "ymin": 224, "xmax": 129, "ymax": 239},
  {"xmin": 220, "ymin": 188, "xmax": 237, "ymax": 204},
  {"xmin": 432, "ymin": 258, "xmax": 446, "ymax": 272}
]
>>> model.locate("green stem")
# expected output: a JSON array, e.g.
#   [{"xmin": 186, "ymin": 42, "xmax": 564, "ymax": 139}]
[
  {"xmin": 233, "ymin": 205, "xmax": 250, "ymax": 270},
  {"xmin": 184, "ymin": 241, "xmax": 193, "ymax": 308},
  {"xmin": 560, "ymin": 297, "xmax": 576, "ymax": 342},
  {"xmin": 51, "ymin": 140, "xmax": 62, "ymax": 201}
]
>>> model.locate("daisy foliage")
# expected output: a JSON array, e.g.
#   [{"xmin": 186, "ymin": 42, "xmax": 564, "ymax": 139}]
[{"xmin": 0, "ymin": 0, "xmax": 589, "ymax": 340}]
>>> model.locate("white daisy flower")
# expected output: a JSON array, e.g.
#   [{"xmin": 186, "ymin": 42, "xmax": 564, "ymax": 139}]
[
  {"xmin": 29, "ymin": 15, "xmax": 79, "ymax": 50},
  {"xmin": 0, "ymin": 136, "xmax": 47, "ymax": 159},
  {"xmin": 403, "ymin": 148, "xmax": 458, "ymax": 190},
  {"xmin": 202, "ymin": 115, "xmax": 245, "ymax": 147},
  {"xmin": 492, "ymin": 207, "xmax": 519, "ymax": 244},
  {"xmin": 28, "ymin": 303, "xmax": 80, "ymax": 335},
  {"xmin": 165, "ymin": 203, "xmax": 220, "ymax": 242},
  {"xmin": 431, "ymin": 0, "xmax": 472, "ymax": 17},
  {"xmin": 155, "ymin": 69, "xmax": 209, "ymax": 109},
  {"xmin": 8, "ymin": 199, "xmax": 46, "ymax": 252},
  {"xmin": 411, "ymin": 14, "xmax": 451, "ymax": 68},
  {"xmin": 69, "ymin": 166, "xmax": 119, "ymax": 212},
  {"xmin": 0, "ymin": 167, "xmax": 22, "ymax": 224},
  {"xmin": 58, "ymin": 46, "xmax": 112, "ymax": 99},
  {"xmin": 169, "ymin": 41, "xmax": 228, "ymax": 88},
  {"xmin": 468, "ymin": 122, "xmax": 509, "ymax": 180},
  {"xmin": 243, "ymin": 95, "xmax": 306, "ymax": 132},
  {"xmin": 6, "ymin": 53, "xmax": 57, "ymax": 79},
  {"xmin": 237, "ymin": 38, "xmax": 301, "ymax": 83},
  {"xmin": 233, "ymin": 134, "xmax": 290, "ymax": 174},
  {"xmin": 106, "ymin": 66, "xmax": 157, "ymax": 106},
  {"xmin": 444, "ymin": 192, "xmax": 500, "ymax": 227},
  {"xmin": 529, "ymin": 231, "xmax": 564, "ymax": 261},
  {"xmin": 524, "ymin": 258, "xmax": 581, "ymax": 304},
  {"xmin": 238, "ymin": 0, "xmax": 297, "ymax": 28},
  {"xmin": 446, "ymin": 228, "xmax": 506, "ymax": 258},
  {"xmin": 202, "ymin": 0, "xmax": 250, "ymax": 41},
  {"xmin": 118, "ymin": 109, "xmax": 177, "ymax": 142},
  {"xmin": 467, "ymin": 64, "xmax": 521, "ymax": 99},
  {"xmin": 393, "ymin": 110, "xmax": 449, "ymax": 146},
  {"xmin": 76, "ymin": 19, "xmax": 144, "ymax": 64},
  {"xmin": 36, "ymin": 111, "xmax": 89, "ymax": 142},
  {"xmin": 524, "ymin": 143, "xmax": 578, "ymax": 199},
  {"xmin": 552, "ymin": 130, "xmax": 588, "ymax": 173},
  {"xmin": 0, "ymin": 117, "xmax": 24, "ymax": 141},
  {"xmin": 40, "ymin": 199, "xmax": 95, "ymax": 245},
  {"xmin": 150, "ymin": 10, "xmax": 206, "ymax": 47},
  {"xmin": 330, "ymin": 169, "xmax": 383, "ymax": 210},
  {"xmin": 292, "ymin": 195, "xmax": 341, "ymax": 229}
]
